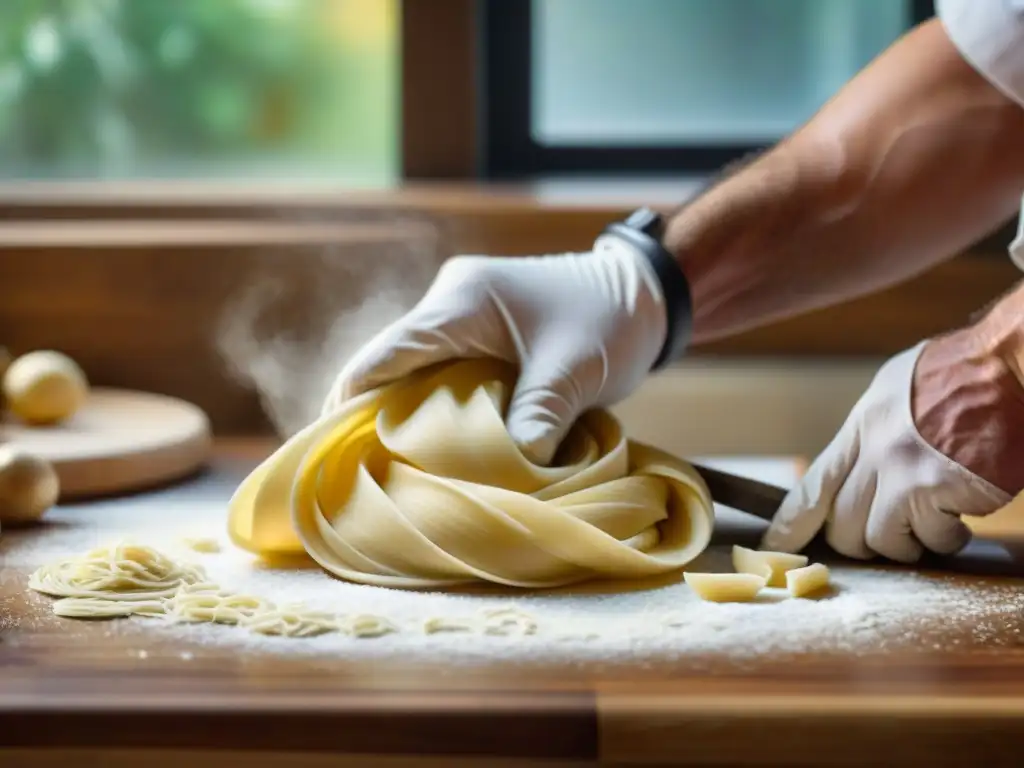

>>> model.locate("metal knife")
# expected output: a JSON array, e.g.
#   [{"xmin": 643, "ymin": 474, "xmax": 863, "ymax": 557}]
[{"xmin": 690, "ymin": 462, "xmax": 788, "ymax": 523}]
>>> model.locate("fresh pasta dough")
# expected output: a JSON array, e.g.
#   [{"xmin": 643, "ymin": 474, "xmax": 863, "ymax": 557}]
[
  {"xmin": 481, "ymin": 606, "xmax": 538, "ymax": 636},
  {"xmin": 227, "ymin": 359, "xmax": 715, "ymax": 589},
  {"xmin": 336, "ymin": 613, "xmax": 398, "ymax": 638},
  {"xmin": 242, "ymin": 606, "xmax": 339, "ymax": 638},
  {"xmin": 27, "ymin": 543, "xmax": 395, "ymax": 640},
  {"xmin": 27, "ymin": 542, "xmax": 205, "ymax": 603},
  {"xmin": 687, "ymin": 551, "xmax": 833, "ymax": 603},
  {"xmin": 423, "ymin": 616, "xmax": 475, "ymax": 634},
  {"xmin": 684, "ymin": 571, "xmax": 766, "ymax": 602},
  {"xmin": 165, "ymin": 584, "xmax": 271, "ymax": 625},
  {"xmin": 420, "ymin": 606, "xmax": 539, "ymax": 636},
  {"xmin": 182, "ymin": 537, "xmax": 221, "ymax": 554},
  {"xmin": 731, "ymin": 545, "xmax": 808, "ymax": 587},
  {"xmin": 52, "ymin": 596, "xmax": 165, "ymax": 619},
  {"xmin": 786, "ymin": 562, "xmax": 831, "ymax": 597},
  {"xmin": 29, "ymin": 543, "xmax": 542, "ymax": 641}
]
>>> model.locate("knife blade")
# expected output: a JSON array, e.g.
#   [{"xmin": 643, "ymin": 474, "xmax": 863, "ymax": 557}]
[
  {"xmin": 689, "ymin": 463, "xmax": 1024, "ymax": 577},
  {"xmin": 690, "ymin": 462, "xmax": 788, "ymax": 523}
]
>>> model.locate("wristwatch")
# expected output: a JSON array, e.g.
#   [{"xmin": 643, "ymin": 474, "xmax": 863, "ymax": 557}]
[{"xmin": 602, "ymin": 208, "xmax": 694, "ymax": 371}]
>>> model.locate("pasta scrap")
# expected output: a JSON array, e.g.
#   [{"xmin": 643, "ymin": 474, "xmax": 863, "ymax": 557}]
[
  {"xmin": 423, "ymin": 616, "xmax": 475, "ymax": 634},
  {"xmin": 52, "ymin": 596, "xmax": 165, "ymax": 619},
  {"xmin": 684, "ymin": 571, "xmax": 766, "ymax": 603},
  {"xmin": 28, "ymin": 541, "xmax": 205, "ymax": 603},
  {"xmin": 731, "ymin": 545, "xmax": 808, "ymax": 587},
  {"xmin": 182, "ymin": 537, "xmax": 222, "ymax": 554},
  {"xmin": 242, "ymin": 606, "xmax": 338, "ymax": 638},
  {"xmin": 166, "ymin": 585, "xmax": 272, "ymax": 626},
  {"xmin": 337, "ymin": 613, "xmax": 398, "ymax": 638},
  {"xmin": 786, "ymin": 562, "xmax": 831, "ymax": 598},
  {"xmin": 481, "ymin": 606, "xmax": 538, "ymax": 636}
]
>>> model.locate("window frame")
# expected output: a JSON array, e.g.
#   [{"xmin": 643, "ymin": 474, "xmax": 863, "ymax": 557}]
[
  {"xmin": 479, "ymin": 0, "xmax": 938, "ymax": 178},
  {"xmin": 401, "ymin": 0, "xmax": 480, "ymax": 178}
]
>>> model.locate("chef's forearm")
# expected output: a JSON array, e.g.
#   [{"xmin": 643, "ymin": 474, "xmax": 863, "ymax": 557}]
[{"xmin": 665, "ymin": 17, "xmax": 1024, "ymax": 344}]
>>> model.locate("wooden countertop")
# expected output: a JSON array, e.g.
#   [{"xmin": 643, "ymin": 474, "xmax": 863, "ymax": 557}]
[{"xmin": 2, "ymin": 440, "xmax": 1024, "ymax": 767}]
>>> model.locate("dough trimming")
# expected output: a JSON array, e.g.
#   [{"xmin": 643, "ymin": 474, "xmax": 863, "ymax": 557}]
[
  {"xmin": 732, "ymin": 545, "xmax": 808, "ymax": 587},
  {"xmin": 182, "ymin": 537, "xmax": 221, "ymax": 554},
  {"xmin": 27, "ymin": 542, "xmax": 398, "ymax": 639},
  {"xmin": 786, "ymin": 562, "xmax": 831, "ymax": 597},
  {"xmin": 683, "ymin": 571, "xmax": 767, "ymax": 602}
]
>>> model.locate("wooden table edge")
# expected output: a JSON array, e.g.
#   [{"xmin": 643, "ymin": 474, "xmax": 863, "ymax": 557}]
[
  {"xmin": 596, "ymin": 690, "xmax": 1024, "ymax": 764},
  {"xmin": 0, "ymin": 688, "xmax": 598, "ymax": 759}
]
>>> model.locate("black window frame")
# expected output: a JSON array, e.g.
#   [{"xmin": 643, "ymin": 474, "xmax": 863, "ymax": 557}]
[{"xmin": 479, "ymin": 0, "xmax": 937, "ymax": 178}]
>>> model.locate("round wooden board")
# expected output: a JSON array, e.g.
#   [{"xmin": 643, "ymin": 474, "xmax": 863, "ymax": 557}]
[{"xmin": 0, "ymin": 388, "xmax": 212, "ymax": 500}]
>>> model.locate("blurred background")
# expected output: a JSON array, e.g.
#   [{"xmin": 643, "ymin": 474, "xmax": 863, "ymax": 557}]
[
  {"xmin": 0, "ymin": 0, "xmax": 921, "ymax": 182},
  {"xmin": 0, "ymin": 0, "xmax": 1018, "ymax": 458},
  {"xmin": 0, "ymin": 0, "xmax": 398, "ymax": 182},
  {"xmin": 532, "ymin": 0, "xmax": 907, "ymax": 145}
]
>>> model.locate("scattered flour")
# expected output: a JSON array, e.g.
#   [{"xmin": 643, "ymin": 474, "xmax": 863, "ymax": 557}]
[{"xmin": 3, "ymin": 496, "xmax": 1024, "ymax": 666}]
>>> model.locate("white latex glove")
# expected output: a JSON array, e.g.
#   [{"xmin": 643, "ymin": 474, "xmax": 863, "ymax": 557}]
[
  {"xmin": 762, "ymin": 342, "xmax": 1012, "ymax": 562},
  {"xmin": 322, "ymin": 235, "xmax": 668, "ymax": 465}
]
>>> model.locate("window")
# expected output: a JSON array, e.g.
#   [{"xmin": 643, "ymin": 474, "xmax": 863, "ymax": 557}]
[
  {"xmin": 0, "ymin": 0, "xmax": 399, "ymax": 183},
  {"xmin": 482, "ymin": 0, "xmax": 936, "ymax": 177},
  {"xmin": 0, "ymin": 1, "xmax": 940, "ymax": 185}
]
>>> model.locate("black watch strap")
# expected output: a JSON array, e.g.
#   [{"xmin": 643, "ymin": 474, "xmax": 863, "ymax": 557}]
[{"xmin": 602, "ymin": 208, "xmax": 693, "ymax": 371}]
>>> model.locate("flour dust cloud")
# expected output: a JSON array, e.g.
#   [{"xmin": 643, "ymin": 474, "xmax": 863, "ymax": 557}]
[{"xmin": 216, "ymin": 211, "xmax": 447, "ymax": 437}]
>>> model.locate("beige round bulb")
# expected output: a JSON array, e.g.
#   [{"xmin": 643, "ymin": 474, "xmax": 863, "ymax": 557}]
[
  {"xmin": 0, "ymin": 446, "xmax": 60, "ymax": 526},
  {"xmin": 3, "ymin": 350, "xmax": 89, "ymax": 425}
]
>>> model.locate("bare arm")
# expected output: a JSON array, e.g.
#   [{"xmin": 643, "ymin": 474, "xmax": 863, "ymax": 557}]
[{"xmin": 666, "ymin": 17, "xmax": 1024, "ymax": 344}]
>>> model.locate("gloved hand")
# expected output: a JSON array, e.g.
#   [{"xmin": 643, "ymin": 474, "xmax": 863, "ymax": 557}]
[
  {"xmin": 763, "ymin": 330, "xmax": 1024, "ymax": 562},
  {"xmin": 322, "ymin": 235, "xmax": 668, "ymax": 465}
]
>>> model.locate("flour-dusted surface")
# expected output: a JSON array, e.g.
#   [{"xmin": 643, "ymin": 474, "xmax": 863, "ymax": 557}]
[{"xmin": 4, "ymin": 479, "xmax": 1024, "ymax": 669}]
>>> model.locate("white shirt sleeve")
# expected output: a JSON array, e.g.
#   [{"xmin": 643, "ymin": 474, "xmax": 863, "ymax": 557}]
[
  {"xmin": 937, "ymin": 0, "xmax": 1024, "ymax": 107},
  {"xmin": 936, "ymin": 0, "xmax": 1024, "ymax": 268}
]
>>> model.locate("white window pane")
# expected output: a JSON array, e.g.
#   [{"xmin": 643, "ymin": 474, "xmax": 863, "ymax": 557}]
[
  {"xmin": 0, "ymin": 0, "xmax": 398, "ymax": 183},
  {"xmin": 533, "ymin": 0, "xmax": 912, "ymax": 145}
]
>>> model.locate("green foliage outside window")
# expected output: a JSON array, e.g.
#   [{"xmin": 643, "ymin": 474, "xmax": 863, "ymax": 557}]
[{"xmin": 0, "ymin": 0, "xmax": 398, "ymax": 181}]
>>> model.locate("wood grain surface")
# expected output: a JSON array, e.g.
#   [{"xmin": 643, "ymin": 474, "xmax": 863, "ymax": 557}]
[
  {"xmin": 0, "ymin": 388, "xmax": 211, "ymax": 499},
  {"xmin": 2, "ymin": 440, "xmax": 1024, "ymax": 767}
]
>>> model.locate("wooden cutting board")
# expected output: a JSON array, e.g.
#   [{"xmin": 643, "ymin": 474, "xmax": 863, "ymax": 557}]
[{"xmin": 0, "ymin": 388, "xmax": 212, "ymax": 499}]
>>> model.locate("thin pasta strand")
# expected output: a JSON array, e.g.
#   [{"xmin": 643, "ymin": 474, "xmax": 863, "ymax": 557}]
[{"xmin": 28, "ymin": 543, "xmax": 552, "ymax": 641}]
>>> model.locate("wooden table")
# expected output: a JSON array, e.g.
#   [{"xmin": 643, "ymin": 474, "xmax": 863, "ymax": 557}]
[{"xmin": 2, "ymin": 440, "xmax": 1024, "ymax": 768}]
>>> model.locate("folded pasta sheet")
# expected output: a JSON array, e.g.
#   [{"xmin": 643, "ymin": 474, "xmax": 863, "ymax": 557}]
[{"xmin": 228, "ymin": 359, "xmax": 715, "ymax": 589}]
